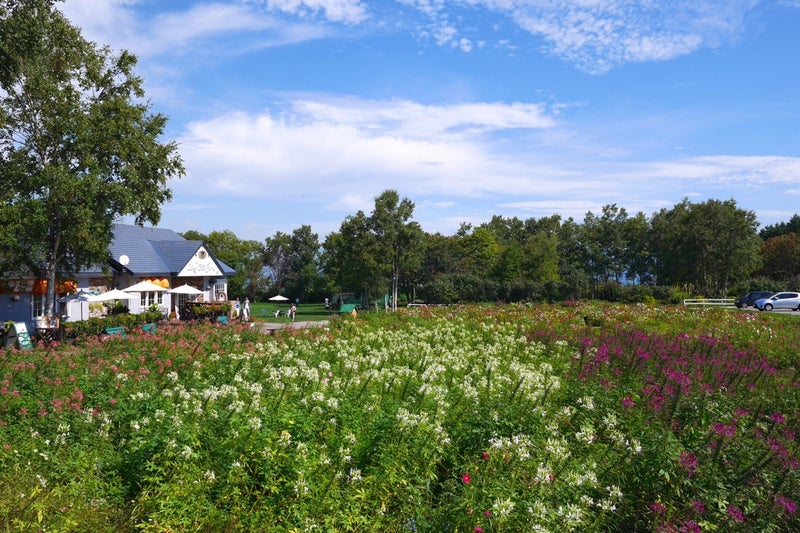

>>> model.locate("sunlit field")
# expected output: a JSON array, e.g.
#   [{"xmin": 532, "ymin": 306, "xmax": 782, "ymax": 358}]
[{"xmin": 1, "ymin": 304, "xmax": 798, "ymax": 532}]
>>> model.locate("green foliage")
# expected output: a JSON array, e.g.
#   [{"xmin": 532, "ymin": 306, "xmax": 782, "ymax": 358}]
[
  {"xmin": 0, "ymin": 0, "xmax": 183, "ymax": 318},
  {"xmin": 61, "ymin": 311, "xmax": 163, "ymax": 339},
  {"xmin": 1, "ymin": 305, "xmax": 797, "ymax": 531}
]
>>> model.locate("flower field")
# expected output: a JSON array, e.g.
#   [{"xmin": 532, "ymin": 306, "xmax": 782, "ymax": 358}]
[{"xmin": 1, "ymin": 304, "xmax": 798, "ymax": 532}]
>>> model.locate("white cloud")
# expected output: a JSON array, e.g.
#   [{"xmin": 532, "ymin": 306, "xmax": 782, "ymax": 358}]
[
  {"xmin": 174, "ymin": 95, "xmax": 800, "ymax": 230},
  {"xmin": 259, "ymin": 0, "xmax": 369, "ymax": 23},
  {"xmin": 175, "ymin": 96, "xmax": 560, "ymax": 203},
  {"xmin": 405, "ymin": 0, "xmax": 760, "ymax": 72},
  {"xmin": 59, "ymin": 0, "xmax": 345, "ymax": 59}
]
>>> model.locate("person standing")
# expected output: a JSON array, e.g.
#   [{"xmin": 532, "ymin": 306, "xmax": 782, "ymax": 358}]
[
  {"xmin": 289, "ymin": 303, "xmax": 296, "ymax": 321},
  {"xmin": 242, "ymin": 298, "xmax": 250, "ymax": 322}
]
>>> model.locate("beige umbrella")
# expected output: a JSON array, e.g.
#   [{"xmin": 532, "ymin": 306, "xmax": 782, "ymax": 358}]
[
  {"xmin": 268, "ymin": 294, "xmax": 289, "ymax": 301},
  {"xmin": 167, "ymin": 284, "xmax": 203, "ymax": 295},
  {"xmin": 124, "ymin": 280, "xmax": 168, "ymax": 293},
  {"xmin": 95, "ymin": 289, "xmax": 137, "ymax": 302}
]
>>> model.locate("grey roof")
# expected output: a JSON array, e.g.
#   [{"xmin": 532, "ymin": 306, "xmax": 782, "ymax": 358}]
[{"xmin": 101, "ymin": 224, "xmax": 235, "ymax": 277}]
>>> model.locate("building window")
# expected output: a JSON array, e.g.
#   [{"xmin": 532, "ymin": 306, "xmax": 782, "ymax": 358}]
[
  {"xmin": 140, "ymin": 291, "xmax": 163, "ymax": 309},
  {"xmin": 214, "ymin": 282, "xmax": 227, "ymax": 300},
  {"xmin": 32, "ymin": 294, "xmax": 44, "ymax": 317}
]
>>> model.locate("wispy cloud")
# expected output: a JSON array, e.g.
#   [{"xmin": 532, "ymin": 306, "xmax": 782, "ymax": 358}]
[
  {"xmin": 59, "ymin": 1, "xmax": 340, "ymax": 58},
  {"xmin": 174, "ymin": 95, "xmax": 800, "ymax": 221},
  {"xmin": 176, "ymin": 96, "xmax": 559, "ymax": 201},
  {"xmin": 255, "ymin": 0, "xmax": 369, "ymax": 24},
  {"xmin": 403, "ymin": 0, "xmax": 761, "ymax": 72}
]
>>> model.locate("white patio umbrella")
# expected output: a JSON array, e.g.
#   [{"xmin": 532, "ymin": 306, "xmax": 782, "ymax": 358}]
[
  {"xmin": 94, "ymin": 289, "xmax": 137, "ymax": 302},
  {"xmin": 123, "ymin": 280, "xmax": 168, "ymax": 293},
  {"xmin": 167, "ymin": 284, "xmax": 203, "ymax": 295},
  {"xmin": 59, "ymin": 289, "xmax": 98, "ymax": 302},
  {"xmin": 268, "ymin": 294, "xmax": 289, "ymax": 301}
]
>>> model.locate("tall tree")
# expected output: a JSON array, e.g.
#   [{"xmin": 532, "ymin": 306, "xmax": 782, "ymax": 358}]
[
  {"xmin": 760, "ymin": 214, "xmax": 800, "ymax": 240},
  {"xmin": 284, "ymin": 225, "xmax": 323, "ymax": 301},
  {"xmin": 370, "ymin": 190, "xmax": 423, "ymax": 310},
  {"xmin": 323, "ymin": 210, "xmax": 382, "ymax": 304},
  {"xmin": 759, "ymin": 233, "xmax": 800, "ymax": 282},
  {"xmin": 263, "ymin": 231, "xmax": 292, "ymax": 295},
  {"xmin": 651, "ymin": 198, "xmax": 761, "ymax": 296},
  {"xmin": 0, "ymin": 0, "xmax": 183, "ymax": 318}
]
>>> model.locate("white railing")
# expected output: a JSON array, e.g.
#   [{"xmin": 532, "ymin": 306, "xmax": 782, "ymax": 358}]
[{"xmin": 682, "ymin": 298, "xmax": 736, "ymax": 307}]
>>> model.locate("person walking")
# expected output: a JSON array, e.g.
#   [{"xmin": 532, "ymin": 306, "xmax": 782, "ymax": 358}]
[{"xmin": 289, "ymin": 303, "xmax": 297, "ymax": 321}]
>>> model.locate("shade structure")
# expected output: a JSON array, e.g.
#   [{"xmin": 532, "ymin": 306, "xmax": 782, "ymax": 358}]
[
  {"xmin": 268, "ymin": 295, "xmax": 289, "ymax": 301},
  {"xmin": 124, "ymin": 280, "xmax": 168, "ymax": 293},
  {"xmin": 167, "ymin": 284, "xmax": 203, "ymax": 295},
  {"xmin": 94, "ymin": 289, "xmax": 137, "ymax": 302},
  {"xmin": 59, "ymin": 289, "xmax": 98, "ymax": 303}
]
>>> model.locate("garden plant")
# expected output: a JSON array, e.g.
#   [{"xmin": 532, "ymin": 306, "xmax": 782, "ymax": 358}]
[{"xmin": 0, "ymin": 304, "xmax": 798, "ymax": 531}]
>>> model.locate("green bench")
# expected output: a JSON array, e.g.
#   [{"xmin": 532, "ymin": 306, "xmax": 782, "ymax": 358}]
[
  {"xmin": 105, "ymin": 326, "xmax": 127, "ymax": 337},
  {"xmin": 141, "ymin": 323, "xmax": 157, "ymax": 333}
]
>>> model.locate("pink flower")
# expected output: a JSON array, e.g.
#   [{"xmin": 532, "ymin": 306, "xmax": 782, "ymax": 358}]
[
  {"xmin": 776, "ymin": 495, "xmax": 797, "ymax": 514},
  {"xmin": 679, "ymin": 451, "xmax": 698, "ymax": 477},
  {"xmin": 771, "ymin": 412, "xmax": 785, "ymax": 424},
  {"xmin": 727, "ymin": 505, "xmax": 744, "ymax": 522},
  {"xmin": 474, "ymin": 528, "xmax": 484, "ymax": 533},
  {"xmin": 650, "ymin": 502, "xmax": 667, "ymax": 515},
  {"xmin": 481, "ymin": 451, "xmax": 489, "ymax": 460},
  {"xmin": 462, "ymin": 474, "xmax": 471, "ymax": 484},
  {"xmin": 483, "ymin": 510, "xmax": 491, "ymax": 517},
  {"xmin": 622, "ymin": 396, "xmax": 635, "ymax": 408}
]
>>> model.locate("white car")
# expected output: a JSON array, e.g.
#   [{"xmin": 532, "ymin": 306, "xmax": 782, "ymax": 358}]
[{"xmin": 754, "ymin": 292, "xmax": 800, "ymax": 311}]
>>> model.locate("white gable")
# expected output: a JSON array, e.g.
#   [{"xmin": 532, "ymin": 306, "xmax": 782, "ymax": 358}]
[{"xmin": 179, "ymin": 247, "xmax": 223, "ymax": 277}]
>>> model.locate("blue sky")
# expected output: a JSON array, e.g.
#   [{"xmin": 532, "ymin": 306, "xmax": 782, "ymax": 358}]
[{"xmin": 59, "ymin": 0, "xmax": 800, "ymax": 241}]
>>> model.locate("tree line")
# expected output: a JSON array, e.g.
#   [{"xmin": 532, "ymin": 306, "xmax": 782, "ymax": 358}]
[{"xmin": 199, "ymin": 190, "xmax": 800, "ymax": 306}]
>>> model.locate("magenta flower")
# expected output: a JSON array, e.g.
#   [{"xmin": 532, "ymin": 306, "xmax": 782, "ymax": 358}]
[
  {"xmin": 679, "ymin": 451, "xmax": 698, "ymax": 477},
  {"xmin": 473, "ymin": 527, "xmax": 484, "ymax": 533},
  {"xmin": 621, "ymin": 396, "xmax": 635, "ymax": 408},
  {"xmin": 680, "ymin": 520, "xmax": 700, "ymax": 533},
  {"xmin": 770, "ymin": 412, "xmax": 785, "ymax": 424},
  {"xmin": 776, "ymin": 495, "xmax": 797, "ymax": 514},
  {"xmin": 692, "ymin": 500, "xmax": 706, "ymax": 515},
  {"xmin": 727, "ymin": 505, "xmax": 744, "ymax": 522},
  {"xmin": 711, "ymin": 422, "xmax": 736, "ymax": 438},
  {"xmin": 650, "ymin": 502, "xmax": 667, "ymax": 515},
  {"xmin": 462, "ymin": 474, "xmax": 471, "ymax": 484}
]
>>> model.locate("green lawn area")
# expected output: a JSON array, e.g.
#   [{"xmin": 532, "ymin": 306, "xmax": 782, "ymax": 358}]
[{"xmin": 249, "ymin": 301, "xmax": 339, "ymax": 323}]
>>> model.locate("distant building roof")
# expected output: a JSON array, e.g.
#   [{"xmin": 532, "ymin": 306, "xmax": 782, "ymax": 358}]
[{"xmin": 84, "ymin": 224, "xmax": 235, "ymax": 277}]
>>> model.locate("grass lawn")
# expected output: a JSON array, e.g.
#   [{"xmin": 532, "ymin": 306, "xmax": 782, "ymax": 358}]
[{"xmin": 249, "ymin": 301, "xmax": 340, "ymax": 322}]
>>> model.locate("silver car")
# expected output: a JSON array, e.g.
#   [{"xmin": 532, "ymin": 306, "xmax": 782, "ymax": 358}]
[{"xmin": 754, "ymin": 292, "xmax": 800, "ymax": 311}]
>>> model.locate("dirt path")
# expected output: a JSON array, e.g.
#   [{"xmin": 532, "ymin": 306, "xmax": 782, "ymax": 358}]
[{"xmin": 252, "ymin": 320, "xmax": 330, "ymax": 333}]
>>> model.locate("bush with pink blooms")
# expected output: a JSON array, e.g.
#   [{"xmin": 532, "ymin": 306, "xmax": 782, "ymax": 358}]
[{"xmin": 0, "ymin": 304, "xmax": 797, "ymax": 531}]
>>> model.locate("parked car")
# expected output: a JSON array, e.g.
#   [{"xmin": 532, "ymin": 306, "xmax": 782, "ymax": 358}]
[
  {"xmin": 735, "ymin": 291, "xmax": 774, "ymax": 309},
  {"xmin": 754, "ymin": 292, "xmax": 800, "ymax": 311}
]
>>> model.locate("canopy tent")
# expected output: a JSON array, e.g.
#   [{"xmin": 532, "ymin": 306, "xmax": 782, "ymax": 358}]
[
  {"xmin": 167, "ymin": 284, "xmax": 203, "ymax": 295},
  {"xmin": 94, "ymin": 289, "xmax": 137, "ymax": 302},
  {"xmin": 124, "ymin": 280, "xmax": 168, "ymax": 292},
  {"xmin": 268, "ymin": 295, "xmax": 289, "ymax": 301}
]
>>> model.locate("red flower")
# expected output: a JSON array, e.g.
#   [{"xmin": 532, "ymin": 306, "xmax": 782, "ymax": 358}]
[{"xmin": 462, "ymin": 473, "xmax": 471, "ymax": 484}]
